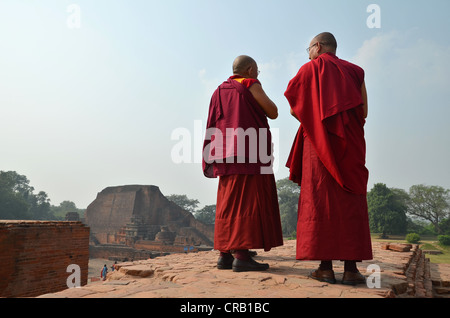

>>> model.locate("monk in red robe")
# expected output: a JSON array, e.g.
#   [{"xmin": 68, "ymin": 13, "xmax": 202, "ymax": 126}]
[
  {"xmin": 285, "ymin": 32, "xmax": 373, "ymax": 285},
  {"xmin": 203, "ymin": 55, "xmax": 284, "ymax": 272}
]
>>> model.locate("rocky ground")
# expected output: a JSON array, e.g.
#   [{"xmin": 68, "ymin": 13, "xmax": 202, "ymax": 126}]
[{"xmin": 38, "ymin": 240, "xmax": 450, "ymax": 300}]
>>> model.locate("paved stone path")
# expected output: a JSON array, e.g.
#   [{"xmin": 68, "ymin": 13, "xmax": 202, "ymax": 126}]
[{"xmin": 39, "ymin": 240, "xmax": 450, "ymax": 299}]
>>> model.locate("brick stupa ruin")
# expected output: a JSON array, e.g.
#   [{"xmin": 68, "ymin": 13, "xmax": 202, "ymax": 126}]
[{"xmin": 85, "ymin": 185, "xmax": 214, "ymax": 260}]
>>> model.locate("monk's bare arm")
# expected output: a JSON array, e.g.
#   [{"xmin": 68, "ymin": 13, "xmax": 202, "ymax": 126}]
[
  {"xmin": 249, "ymin": 83, "xmax": 278, "ymax": 119},
  {"xmin": 361, "ymin": 81, "xmax": 368, "ymax": 118}
]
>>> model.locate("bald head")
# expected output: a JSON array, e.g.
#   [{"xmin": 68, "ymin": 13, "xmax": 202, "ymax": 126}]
[
  {"xmin": 312, "ymin": 32, "xmax": 337, "ymax": 53},
  {"xmin": 232, "ymin": 55, "xmax": 257, "ymax": 77}
]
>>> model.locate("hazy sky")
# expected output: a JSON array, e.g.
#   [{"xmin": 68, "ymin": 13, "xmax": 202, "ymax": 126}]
[{"xmin": 1, "ymin": 0, "xmax": 449, "ymax": 209}]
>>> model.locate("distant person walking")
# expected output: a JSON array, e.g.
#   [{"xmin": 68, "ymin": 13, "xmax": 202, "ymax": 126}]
[
  {"xmin": 202, "ymin": 55, "xmax": 283, "ymax": 272},
  {"xmin": 284, "ymin": 32, "xmax": 373, "ymax": 285},
  {"xmin": 101, "ymin": 264, "xmax": 108, "ymax": 281}
]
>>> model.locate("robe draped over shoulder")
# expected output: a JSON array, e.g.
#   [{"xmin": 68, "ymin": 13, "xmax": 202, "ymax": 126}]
[
  {"xmin": 284, "ymin": 53, "xmax": 372, "ymax": 261},
  {"xmin": 202, "ymin": 78, "xmax": 273, "ymax": 178},
  {"xmin": 203, "ymin": 76, "xmax": 283, "ymax": 252},
  {"xmin": 285, "ymin": 53, "xmax": 368, "ymax": 195}
]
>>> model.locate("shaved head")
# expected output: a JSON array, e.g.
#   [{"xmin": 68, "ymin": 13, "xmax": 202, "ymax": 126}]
[
  {"xmin": 233, "ymin": 55, "xmax": 257, "ymax": 75},
  {"xmin": 312, "ymin": 32, "xmax": 337, "ymax": 53}
]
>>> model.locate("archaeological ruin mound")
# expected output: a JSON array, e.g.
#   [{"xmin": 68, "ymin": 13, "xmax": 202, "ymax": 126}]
[{"xmin": 85, "ymin": 185, "xmax": 214, "ymax": 260}]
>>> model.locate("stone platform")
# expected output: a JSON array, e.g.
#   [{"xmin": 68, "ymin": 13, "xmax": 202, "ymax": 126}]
[{"xmin": 38, "ymin": 240, "xmax": 449, "ymax": 299}]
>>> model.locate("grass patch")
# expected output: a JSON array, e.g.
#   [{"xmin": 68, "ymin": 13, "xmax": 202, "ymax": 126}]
[
  {"xmin": 420, "ymin": 243, "xmax": 439, "ymax": 250},
  {"xmin": 370, "ymin": 233, "xmax": 450, "ymax": 264},
  {"xmin": 427, "ymin": 244, "xmax": 450, "ymax": 264}
]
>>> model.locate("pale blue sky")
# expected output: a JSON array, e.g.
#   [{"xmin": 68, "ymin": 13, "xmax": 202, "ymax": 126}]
[{"xmin": 1, "ymin": 0, "xmax": 449, "ymax": 209}]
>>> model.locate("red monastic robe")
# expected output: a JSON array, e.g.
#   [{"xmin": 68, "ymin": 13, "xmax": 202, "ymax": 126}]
[
  {"xmin": 203, "ymin": 77, "xmax": 283, "ymax": 252},
  {"xmin": 285, "ymin": 53, "xmax": 373, "ymax": 261}
]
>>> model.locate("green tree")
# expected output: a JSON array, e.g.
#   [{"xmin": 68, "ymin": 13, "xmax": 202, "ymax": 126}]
[
  {"xmin": 0, "ymin": 171, "xmax": 34, "ymax": 197},
  {"xmin": 0, "ymin": 171, "xmax": 53, "ymax": 220},
  {"xmin": 440, "ymin": 218, "xmax": 450, "ymax": 235},
  {"xmin": 167, "ymin": 194, "xmax": 199, "ymax": 214},
  {"xmin": 0, "ymin": 179, "xmax": 30, "ymax": 219},
  {"xmin": 407, "ymin": 184, "xmax": 450, "ymax": 234},
  {"xmin": 367, "ymin": 183, "xmax": 407, "ymax": 238},
  {"xmin": 406, "ymin": 218, "xmax": 437, "ymax": 235},
  {"xmin": 28, "ymin": 191, "xmax": 52, "ymax": 220},
  {"xmin": 276, "ymin": 177, "xmax": 300, "ymax": 237},
  {"xmin": 167, "ymin": 194, "xmax": 216, "ymax": 224},
  {"xmin": 0, "ymin": 171, "xmax": 31, "ymax": 219},
  {"xmin": 195, "ymin": 204, "xmax": 216, "ymax": 224},
  {"xmin": 50, "ymin": 200, "xmax": 84, "ymax": 220}
]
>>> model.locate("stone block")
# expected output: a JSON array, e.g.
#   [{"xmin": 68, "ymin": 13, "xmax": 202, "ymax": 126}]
[{"xmin": 384, "ymin": 243, "xmax": 412, "ymax": 252}]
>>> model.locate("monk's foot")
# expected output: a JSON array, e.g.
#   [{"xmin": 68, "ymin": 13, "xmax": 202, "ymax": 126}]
[
  {"xmin": 308, "ymin": 268, "xmax": 336, "ymax": 284},
  {"xmin": 341, "ymin": 271, "xmax": 366, "ymax": 285},
  {"xmin": 217, "ymin": 253, "xmax": 234, "ymax": 270},
  {"xmin": 232, "ymin": 257, "xmax": 269, "ymax": 272}
]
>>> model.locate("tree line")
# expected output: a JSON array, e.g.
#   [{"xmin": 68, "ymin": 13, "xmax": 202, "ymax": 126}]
[
  {"xmin": 0, "ymin": 171, "xmax": 84, "ymax": 220},
  {"xmin": 169, "ymin": 178, "xmax": 450, "ymax": 238},
  {"xmin": 2, "ymin": 170, "xmax": 449, "ymax": 239},
  {"xmin": 367, "ymin": 183, "xmax": 450, "ymax": 237}
]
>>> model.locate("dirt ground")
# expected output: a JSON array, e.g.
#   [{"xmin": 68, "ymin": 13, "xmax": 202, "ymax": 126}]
[{"xmin": 88, "ymin": 258, "xmax": 116, "ymax": 283}]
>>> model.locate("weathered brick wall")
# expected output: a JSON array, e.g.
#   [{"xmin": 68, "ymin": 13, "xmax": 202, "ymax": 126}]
[{"xmin": 0, "ymin": 220, "xmax": 90, "ymax": 297}]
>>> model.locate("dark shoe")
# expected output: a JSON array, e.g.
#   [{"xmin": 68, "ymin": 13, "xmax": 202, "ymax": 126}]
[
  {"xmin": 232, "ymin": 258, "xmax": 269, "ymax": 272},
  {"xmin": 341, "ymin": 271, "xmax": 366, "ymax": 285},
  {"xmin": 309, "ymin": 268, "xmax": 336, "ymax": 284},
  {"xmin": 217, "ymin": 254, "xmax": 234, "ymax": 270}
]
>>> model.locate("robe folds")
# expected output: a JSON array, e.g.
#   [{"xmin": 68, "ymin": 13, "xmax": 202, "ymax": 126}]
[
  {"xmin": 202, "ymin": 77, "xmax": 273, "ymax": 178},
  {"xmin": 214, "ymin": 174, "xmax": 284, "ymax": 252},
  {"xmin": 203, "ymin": 77, "xmax": 283, "ymax": 252},
  {"xmin": 285, "ymin": 53, "xmax": 372, "ymax": 261}
]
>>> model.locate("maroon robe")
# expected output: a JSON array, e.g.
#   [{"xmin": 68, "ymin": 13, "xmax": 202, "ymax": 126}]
[
  {"xmin": 203, "ymin": 77, "xmax": 283, "ymax": 252},
  {"xmin": 202, "ymin": 77, "xmax": 273, "ymax": 177},
  {"xmin": 214, "ymin": 173, "xmax": 283, "ymax": 252},
  {"xmin": 285, "ymin": 53, "xmax": 373, "ymax": 261}
]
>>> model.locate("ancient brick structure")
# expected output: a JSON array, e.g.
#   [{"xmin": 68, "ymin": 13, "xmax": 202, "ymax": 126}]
[
  {"xmin": 85, "ymin": 185, "xmax": 214, "ymax": 260},
  {"xmin": 0, "ymin": 220, "xmax": 90, "ymax": 297}
]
